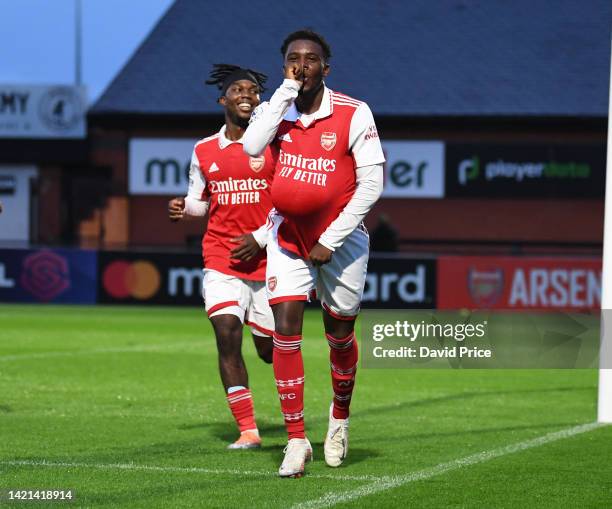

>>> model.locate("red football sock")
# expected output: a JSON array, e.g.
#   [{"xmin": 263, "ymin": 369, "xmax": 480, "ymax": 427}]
[
  {"xmin": 327, "ymin": 331, "xmax": 358, "ymax": 419},
  {"xmin": 226, "ymin": 388, "xmax": 257, "ymax": 433},
  {"xmin": 273, "ymin": 332, "xmax": 305, "ymax": 439}
]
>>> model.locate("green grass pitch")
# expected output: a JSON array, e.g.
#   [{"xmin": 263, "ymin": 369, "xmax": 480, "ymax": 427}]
[{"xmin": 1, "ymin": 304, "xmax": 611, "ymax": 508}]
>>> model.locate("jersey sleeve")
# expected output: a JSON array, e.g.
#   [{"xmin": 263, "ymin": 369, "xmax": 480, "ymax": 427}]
[
  {"xmin": 349, "ymin": 102, "xmax": 386, "ymax": 169},
  {"xmin": 251, "ymin": 208, "xmax": 275, "ymax": 248},
  {"xmin": 318, "ymin": 164, "xmax": 383, "ymax": 250},
  {"xmin": 186, "ymin": 148, "xmax": 207, "ymax": 200},
  {"xmin": 242, "ymin": 79, "xmax": 300, "ymax": 156}
]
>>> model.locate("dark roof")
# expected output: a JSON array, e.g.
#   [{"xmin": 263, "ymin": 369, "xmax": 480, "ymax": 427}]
[{"xmin": 91, "ymin": 0, "xmax": 612, "ymax": 117}]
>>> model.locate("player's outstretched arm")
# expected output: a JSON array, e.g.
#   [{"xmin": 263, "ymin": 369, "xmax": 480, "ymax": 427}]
[{"xmin": 242, "ymin": 70, "xmax": 301, "ymax": 157}]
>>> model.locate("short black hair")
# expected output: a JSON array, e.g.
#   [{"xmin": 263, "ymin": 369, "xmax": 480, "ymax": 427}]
[{"xmin": 280, "ymin": 29, "xmax": 332, "ymax": 61}]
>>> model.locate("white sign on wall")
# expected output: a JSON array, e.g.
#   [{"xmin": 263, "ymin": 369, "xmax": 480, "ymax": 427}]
[
  {"xmin": 0, "ymin": 166, "xmax": 38, "ymax": 241},
  {"xmin": 129, "ymin": 138, "xmax": 445, "ymax": 198},
  {"xmin": 129, "ymin": 138, "xmax": 197, "ymax": 195},
  {"xmin": 0, "ymin": 84, "xmax": 86, "ymax": 139},
  {"xmin": 381, "ymin": 141, "xmax": 445, "ymax": 198}
]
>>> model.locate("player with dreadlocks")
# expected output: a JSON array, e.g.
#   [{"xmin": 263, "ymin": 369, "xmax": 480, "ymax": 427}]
[{"xmin": 168, "ymin": 64, "xmax": 277, "ymax": 450}]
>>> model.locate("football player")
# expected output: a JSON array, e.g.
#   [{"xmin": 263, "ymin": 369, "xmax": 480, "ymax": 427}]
[{"xmin": 169, "ymin": 64, "xmax": 276, "ymax": 450}]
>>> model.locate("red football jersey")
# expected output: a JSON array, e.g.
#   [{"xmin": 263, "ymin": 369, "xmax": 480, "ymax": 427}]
[
  {"xmin": 270, "ymin": 90, "xmax": 378, "ymax": 258},
  {"xmin": 190, "ymin": 127, "xmax": 276, "ymax": 280}
]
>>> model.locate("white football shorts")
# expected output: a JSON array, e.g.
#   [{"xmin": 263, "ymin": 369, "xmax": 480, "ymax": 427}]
[
  {"xmin": 266, "ymin": 215, "xmax": 369, "ymax": 319},
  {"xmin": 202, "ymin": 269, "xmax": 274, "ymax": 337}
]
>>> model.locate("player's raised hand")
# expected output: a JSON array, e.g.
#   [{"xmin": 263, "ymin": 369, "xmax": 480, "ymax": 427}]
[
  {"xmin": 284, "ymin": 63, "xmax": 304, "ymax": 88},
  {"xmin": 168, "ymin": 197, "xmax": 185, "ymax": 222},
  {"xmin": 230, "ymin": 233, "xmax": 261, "ymax": 261},
  {"xmin": 309, "ymin": 243, "xmax": 333, "ymax": 266}
]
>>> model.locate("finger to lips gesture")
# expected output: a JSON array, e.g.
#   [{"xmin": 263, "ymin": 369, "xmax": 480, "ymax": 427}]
[{"xmin": 285, "ymin": 64, "xmax": 303, "ymax": 86}]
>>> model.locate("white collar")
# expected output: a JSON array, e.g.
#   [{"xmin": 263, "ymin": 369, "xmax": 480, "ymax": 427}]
[
  {"xmin": 217, "ymin": 125, "xmax": 244, "ymax": 149},
  {"xmin": 284, "ymin": 84, "xmax": 333, "ymax": 124}
]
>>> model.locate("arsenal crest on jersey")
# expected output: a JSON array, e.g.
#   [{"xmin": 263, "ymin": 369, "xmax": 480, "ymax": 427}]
[
  {"xmin": 267, "ymin": 276, "xmax": 277, "ymax": 291},
  {"xmin": 320, "ymin": 132, "xmax": 337, "ymax": 151},
  {"xmin": 249, "ymin": 156, "xmax": 265, "ymax": 172}
]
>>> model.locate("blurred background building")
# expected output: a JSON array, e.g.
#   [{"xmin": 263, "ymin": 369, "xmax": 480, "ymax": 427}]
[
  {"xmin": 84, "ymin": 0, "xmax": 610, "ymax": 256},
  {"xmin": 1, "ymin": 0, "xmax": 610, "ymax": 308}
]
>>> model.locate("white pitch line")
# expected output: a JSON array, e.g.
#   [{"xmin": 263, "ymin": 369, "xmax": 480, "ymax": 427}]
[
  {"xmin": 0, "ymin": 459, "xmax": 382, "ymax": 483},
  {"xmin": 293, "ymin": 422, "xmax": 606, "ymax": 509},
  {"xmin": 0, "ymin": 342, "xmax": 201, "ymax": 362}
]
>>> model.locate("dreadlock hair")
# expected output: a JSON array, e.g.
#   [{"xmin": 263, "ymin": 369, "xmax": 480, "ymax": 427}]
[
  {"xmin": 280, "ymin": 29, "xmax": 332, "ymax": 62},
  {"xmin": 205, "ymin": 64, "xmax": 267, "ymax": 95}
]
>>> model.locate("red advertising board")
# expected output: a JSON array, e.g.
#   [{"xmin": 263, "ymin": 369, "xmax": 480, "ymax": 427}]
[{"xmin": 437, "ymin": 256, "xmax": 601, "ymax": 310}]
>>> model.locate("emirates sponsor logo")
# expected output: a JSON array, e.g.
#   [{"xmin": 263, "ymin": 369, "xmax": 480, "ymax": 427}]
[
  {"xmin": 278, "ymin": 150, "xmax": 336, "ymax": 172},
  {"xmin": 249, "ymin": 156, "xmax": 265, "ymax": 173},
  {"xmin": 320, "ymin": 132, "xmax": 337, "ymax": 151},
  {"xmin": 208, "ymin": 177, "xmax": 268, "ymax": 194},
  {"xmin": 268, "ymin": 276, "xmax": 277, "ymax": 291}
]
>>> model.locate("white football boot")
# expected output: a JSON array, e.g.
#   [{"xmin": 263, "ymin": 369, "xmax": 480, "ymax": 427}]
[
  {"xmin": 324, "ymin": 403, "xmax": 349, "ymax": 467},
  {"xmin": 278, "ymin": 438, "xmax": 313, "ymax": 478}
]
